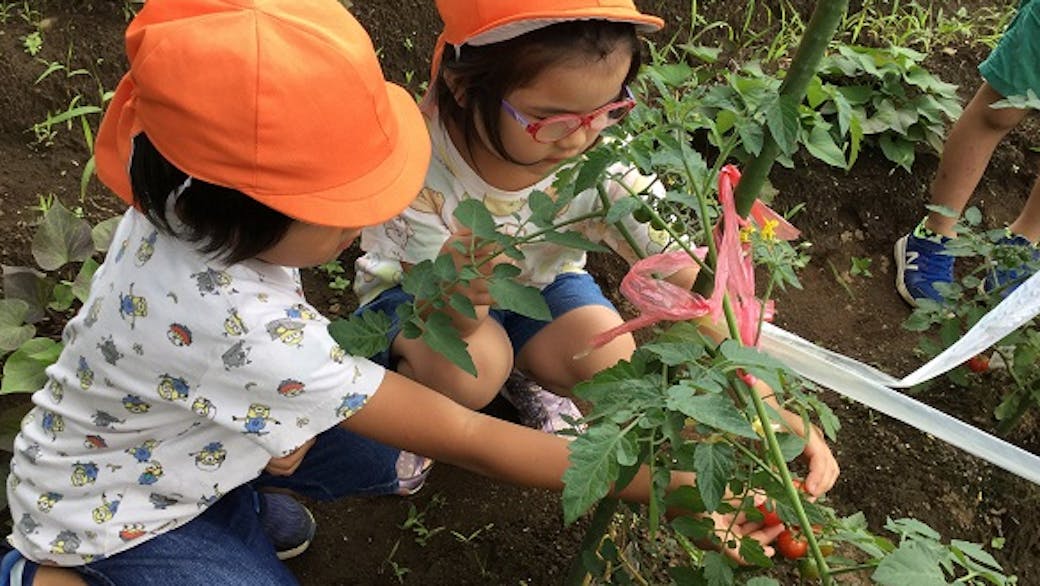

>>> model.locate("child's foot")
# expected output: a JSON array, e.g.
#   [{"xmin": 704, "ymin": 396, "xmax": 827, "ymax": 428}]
[
  {"xmin": 395, "ymin": 451, "xmax": 434, "ymax": 496},
  {"xmin": 983, "ymin": 233, "xmax": 1040, "ymax": 297},
  {"xmin": 257, "ymin": 492, "xmax": 317, "ymax": 560},
  {"xmin": 894, "ymin": 229, "xmax": 954, "ymax": 306},
  {"xmin": 500, "ymin": 372, "xmax": 584, "ymax": 435}
]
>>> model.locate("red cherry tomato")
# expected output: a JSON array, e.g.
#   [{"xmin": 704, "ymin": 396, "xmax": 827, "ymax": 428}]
[
  {"xmin": 966, "ymin": 355, "xmax": 989, "ymax": 373},
  {"xmin": 776, "ymin": 529, "xmax": 808, "ymax": 559},
  {"xmin": 756, "ymin": 503, "xmax": 783, "ymax": 527}
]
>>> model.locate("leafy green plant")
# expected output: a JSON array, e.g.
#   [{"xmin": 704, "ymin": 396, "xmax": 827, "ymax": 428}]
[
  {"xmin": 903, "ymin": 206, "xmax": 1040, "ymax": 434},
  {"xmin": 850, "ymin": 256, "xmax": 873, "ymax": 277},
  {"xmin": 316, "ymin": 259, "xmax": 352, "ymax": 292},
  {"xmin": 399, "ymin": 493, "xmax": 447, "ymax": 547},
  {"xmin": 1, "ymin": 199, "xmax": 118, "ymax": 394}
]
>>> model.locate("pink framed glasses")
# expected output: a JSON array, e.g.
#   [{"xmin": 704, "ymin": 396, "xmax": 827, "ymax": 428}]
[{"xmin": 500, "ymin": 86, "xmax": 636, "ymax": 143}]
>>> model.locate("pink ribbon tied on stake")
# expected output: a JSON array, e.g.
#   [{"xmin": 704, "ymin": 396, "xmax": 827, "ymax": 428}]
[{"xmin": 588, "ymin": 165, "xmax": 800, "ymax": 351}]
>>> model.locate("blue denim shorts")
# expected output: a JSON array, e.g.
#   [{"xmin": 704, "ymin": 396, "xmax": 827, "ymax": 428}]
[{"xmin": 357, "ymin": 272, "xmax": 618, "ymax": 367}]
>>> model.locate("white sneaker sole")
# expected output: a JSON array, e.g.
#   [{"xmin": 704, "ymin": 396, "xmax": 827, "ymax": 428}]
[{"xmin": 893, "ymin": 235, "xmax": 919, "ymax": 307}]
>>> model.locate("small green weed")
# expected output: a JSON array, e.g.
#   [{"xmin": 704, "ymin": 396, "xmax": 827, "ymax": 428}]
[{"xmin": 850, "ymin": 256, "xmax": 873, "ymax": 277}]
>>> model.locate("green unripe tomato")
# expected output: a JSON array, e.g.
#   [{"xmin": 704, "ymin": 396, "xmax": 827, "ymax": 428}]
[
  {"xmin": 632, "ymin": 207, "xmax": 652, "ymax": 224},
  {"xmin": 798, "ymin": 558, "xmax": 820, "ymax": 580}
]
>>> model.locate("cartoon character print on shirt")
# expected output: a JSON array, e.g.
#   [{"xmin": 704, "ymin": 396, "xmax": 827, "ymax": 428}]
[
  {"xmin": 40, "ymin": 410, "xmax": 64, "ymax": 441},
  {"xmin": 382, "ymin": 216, "xmax": 415, "ymax": 252},
  {"xmin": 482, "ymin": 192, "xmax": 528, "ymax": 217},
  {"xmin": 336, "ymin": 393, "xmax": 367, "ymax": 418},
  {"xmin": 117, "ymin": 284, "xmax": 148, "ymax": 329},
  {"xmin": 114, "ymin": 238, "xmax": 129, "ymax": 263},
  {"xmin": 45, "ymin": 379, "xmax": 63, "ymax": 404},
  {"xmin": 91, "ymin": 410, "xmax": 125, "ymax": 429},
  {"xmin": 71, "ymin": 461, "xmax": 99, "ymax": 487},
  {"xmin": 126, "ymin": 439, "xmax": 159, "ymax": 463},
  {"xmin": 277, "ymin": 379, "xmax": 305, "ymax": 398},
  {"xmin": 285, "ymin": 303, "xmax": 317, "ymax": 321},
  {"xmin": 97, "ymin": 336, "xmax": 124, "ymax": 366},
  {"xmin": 138, "ymin": 461, "xmax": 164, "ymax": 485},
  {"xmin": 76, "ymin": 357, "xmax": 94, "ymax": 390},
  {"xmin": 197, "ymin": 484, "xmax": 223, "ymax": 509},
  {"xmin": 223, "ymin": 308, "xmax": 247, "ymax": 336},
  {"xmin": 122, "ymin": 394, "xmax": 151, "ymax": 414},
  {"xmin": 49, "ymin": 530, "xmax": 81, "ymax": 555},
  {"xmin": 149, "ymin": 493, "xmax": 179, "ymax": 510},
  {"xmin": 20, "ymin": 443, "xmax": 42, "ymax": 464},
  {"xmin": 167, "ymin": 323, "xmax": 193, "ymax": 346},
  {"xmin": 83, "ymin": 435, "xmax": 107, "ymax": 450},
  {"xmin": 37, "ymin": 491, "xmax": 63, "ymax": 513},
  {"xmin": 221, "ymin": 340, "xmax": 252, "ymax": 370},
  {"xmin": 17, "ymin": 514, "xmax": 40, "ymax": 537},
  {"xmin": 191, "ymin": 268, "xmax": 236, "ymax": 296},
  {"xmin": 91, "ymin": 493, "xmax": 121, "ymax": 524},
  {"xmin": 83, "ymin": 296, "xmax": 105, "ymax": 328},
  {"xmin": 232, "ymin": 403, "xmax": 280, "ymax": 436},
  {"xmin": 266, "ymin": 318, "xmax": 305, "ymax": 347},
  {"xmin": 191, "ymin": 396, "xmax": 217, "ymax": 420},
  {"xmin": 119, "ymin": 523, "xmax": 147, "ymax": 543},
  {"xmin": 157, "ymin": 374, "xmax": 190, "ymax": 401},
  {"xmin": 134, "ymin": 231, "xmax": 158, "ymax": 267},
  {"xmin": 191, "ymin": 442, "xmax": 227, "ymax": 471}
]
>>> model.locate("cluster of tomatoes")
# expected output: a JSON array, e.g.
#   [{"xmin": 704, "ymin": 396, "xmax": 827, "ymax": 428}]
[{"xmin": 754, "ymin": 482, "xmax": 834, "ymax": 580}]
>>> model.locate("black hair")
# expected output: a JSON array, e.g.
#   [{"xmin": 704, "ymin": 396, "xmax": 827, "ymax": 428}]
[
  {"xmin": 129, "ymin": 133, "xmax": 293, "ymax": 264},
  {"xmin": 436, "ymin": 20, "xmax": 643, "ymax": 164}
]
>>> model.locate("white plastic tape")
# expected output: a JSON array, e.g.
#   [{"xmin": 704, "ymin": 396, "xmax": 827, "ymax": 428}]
[{"xmin": 757, "ymin": 269, "xmax": 1040, "ymax": 486}]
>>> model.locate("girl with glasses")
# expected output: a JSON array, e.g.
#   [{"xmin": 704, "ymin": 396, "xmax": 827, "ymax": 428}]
[{"xmin": 355, "ymin": 0, "xmax": 837, "ymax": 497}]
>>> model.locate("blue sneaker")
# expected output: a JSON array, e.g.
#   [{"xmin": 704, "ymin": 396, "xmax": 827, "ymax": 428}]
[
  {"xmin": 983, "ymin": 234, "xmax": 1040, "ymax": 297},
  {"xmin": 257, "ymin": 492, "xmax": 316, "ymax": 560},
  {"xmin": 894, "ymin": 231, "xmax": 954, "ymax": 306}
]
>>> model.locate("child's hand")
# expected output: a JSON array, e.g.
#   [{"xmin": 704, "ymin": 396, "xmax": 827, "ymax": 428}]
[
  {"xmin": 264, "ymin": 437, "xmax": 315, "ymax": 476},
  {"xmin": 706, "ymin": 509, "xmax": 785, "ymax": 563},
  {"xmin": 798, "ymin": 424, "xmax": 839, "ymax": 497}
]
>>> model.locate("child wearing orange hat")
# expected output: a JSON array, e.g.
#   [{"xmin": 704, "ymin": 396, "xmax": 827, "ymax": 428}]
[
  {"xmin": 355, "ymin": 0, "xmax": 839, "ymax": 498},
  {"xmin": 0, "ymin": 1, "xmax": 781, "ymax": 584}
]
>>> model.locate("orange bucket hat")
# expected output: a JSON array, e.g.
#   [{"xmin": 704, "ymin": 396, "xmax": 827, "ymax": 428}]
[
  {"xmin": 424, "ymin": 0, "xmax": 664, "ymax": 107},
  {"xmin": 94, "ymin": 0, "xmax": 431, "ymax": 228}
]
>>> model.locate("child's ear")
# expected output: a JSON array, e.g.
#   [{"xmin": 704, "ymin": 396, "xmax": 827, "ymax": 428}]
[{"xmin": 441, "ymin": 71, "xmax": 467, "ymax": 107}]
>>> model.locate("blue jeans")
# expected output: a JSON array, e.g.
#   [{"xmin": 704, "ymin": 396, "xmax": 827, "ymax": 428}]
[
  {"xmin": 358, "ymin": 272, "xmax": 617, "ymax": 367},
  {"xmin": 6, "ymin": 427, "xmax": 399, "ymax": 585}
]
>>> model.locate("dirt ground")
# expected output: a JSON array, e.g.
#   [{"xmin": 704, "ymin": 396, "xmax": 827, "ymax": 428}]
[{"xmin": 0, "ymin": 0, "xmax": 1038, "ymax": 584}]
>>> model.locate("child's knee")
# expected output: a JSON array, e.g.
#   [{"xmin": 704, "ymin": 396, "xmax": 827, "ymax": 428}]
[{"xmin": 27, "ymin": 565, "xmax": 87, "ymax": 586}]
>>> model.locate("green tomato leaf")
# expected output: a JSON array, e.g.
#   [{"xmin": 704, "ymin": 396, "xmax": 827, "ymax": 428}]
[
  {"xmin": 765, "ymin": 94, "xmax": 801, "ymax": 156},
  {"xmin": 694, "ymin": 442, "xmax": 734, "ymax": 511},
  {"xmin": 421, "ymin": 311, "xmax": 475, "ymax": 376},
  {"xmin": 872, "ymin": 541, "xmax": 947, "ymax": 586},
  {"xmin": 448, "ymin": 293, "xmax": 476, "ymax": 320},
  {"xmin": 702, "ymin": 551, "xmax": 734, "ymax": 586},
  {"xmin": 488, "ymin": 278, "xmax": 551, "ymax": 321},
  {"xmin": 562, "ymin": 422, "xmax": 625, "ymax": 524},
  {"xmin": 542, "ymin": 230, "xmax": 608, "ymax": 252},
  {"xmin": 666, "ymin": 390, "xmax": 757, "ymax": 438},
  {"xmin": 453, "ymin": 199, "xmax": 497, "ymax": 240},
  {"xmin": 327, "ymin": 311, "xmax": 392, "ymax": 358}
]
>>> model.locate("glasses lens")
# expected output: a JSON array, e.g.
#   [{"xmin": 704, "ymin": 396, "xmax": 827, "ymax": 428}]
[
  {"xmin": 533, "ymin": 118, "xmax": 582, "ymax": 143},
  {"xmin": 596, "ymin": 103, "xmax": 634, "ymax": 128}
]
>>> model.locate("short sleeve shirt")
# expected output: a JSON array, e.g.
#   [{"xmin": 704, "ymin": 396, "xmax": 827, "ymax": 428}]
[
  {"xmin": 7, "ymin": 208, "xmax": 385, "ymax": 565},
  {"xmin": 354, "ymin": 113, "xmax": 674, "ymax": 306}
]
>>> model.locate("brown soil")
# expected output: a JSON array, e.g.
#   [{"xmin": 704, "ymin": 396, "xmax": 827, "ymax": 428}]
[{"xmin": 0, "ymin": 1, "xmax": 1037, "ymax": 584}]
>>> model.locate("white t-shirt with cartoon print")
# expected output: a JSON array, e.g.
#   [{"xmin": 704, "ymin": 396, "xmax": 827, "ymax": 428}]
[
  {"xmin": 7, "ymin": 208, "xmax": 385, "ymax": 565},
  {"xmin": 354, "ymin": 113, "xmax": 672, "ymax": 306}
]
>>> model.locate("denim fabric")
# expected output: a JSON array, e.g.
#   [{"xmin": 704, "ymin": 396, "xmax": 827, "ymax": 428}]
[{"xmin": 356, "ymin": 272, "xmax": 618, "ymax": 367}]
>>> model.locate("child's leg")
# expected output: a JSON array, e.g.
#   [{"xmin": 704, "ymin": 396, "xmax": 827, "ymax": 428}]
[
  {"xmin": 1009, "ymin": 170, "xmax": 1040, "ymax": 242},
  {"xmin": 359, "ymin": 285, "xmax": 513, "ymax": 410},
  {"xmin": 75, "ymin": 486, "xmax": 297, "ymax": 586},
  {"xmin": 925, "ymin": 82, "xmax": 1027, "ymax": 237},
  {"xmin": 513, "ymin": 274, "xmax": 634, "ymax": 397},
  {"xmin": 393, "ymin": 318, "xmax": 513, "ymax": 410}
]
